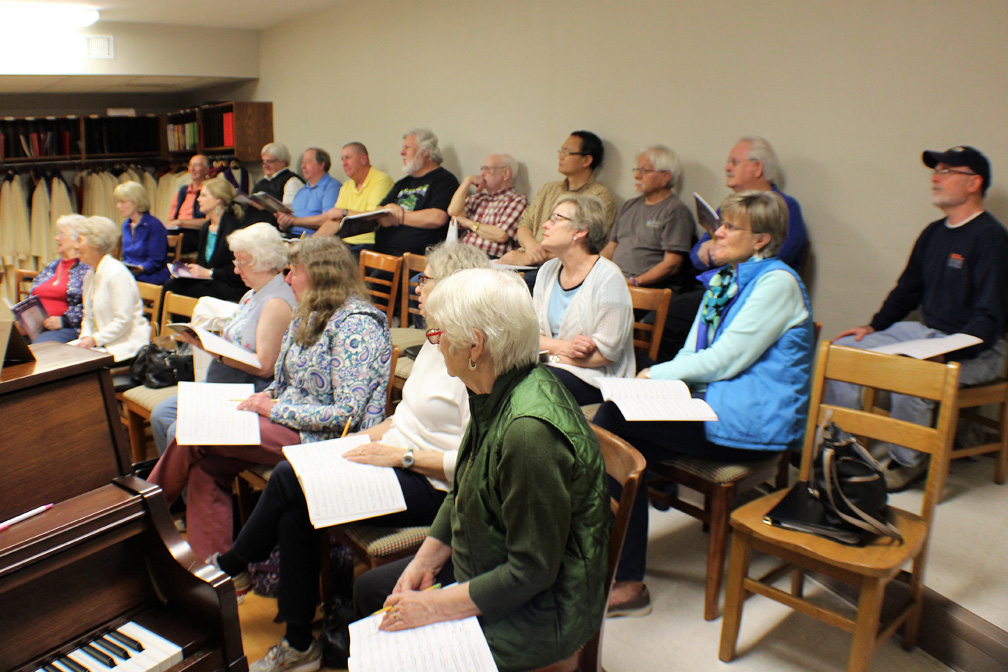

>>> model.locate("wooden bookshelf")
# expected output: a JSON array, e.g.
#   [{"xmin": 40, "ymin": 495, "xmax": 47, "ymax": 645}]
[{"xmin": 197, "ymin": 101, "xmax": 273, "ymax": 161}]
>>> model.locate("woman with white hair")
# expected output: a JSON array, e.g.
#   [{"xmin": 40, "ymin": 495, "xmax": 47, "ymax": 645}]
[
  {"xmin": 162, "ymin": 175, "xmax": 249, "ymax": 302},
  {"xmin": 534, "ymin": 193, "xmax": 635, "ymax": 404},
  {"xmin": 353, "ymin": 268, "xmax": 610, "ymax": 672},
  {"xmin": 149, "ymin": 222, "xmax": 298, "ymax": 454},
  {"xmin": 115, "ymin": 180, "xmax": 170, "ymax": 284},
  {"xmin": 27, "ymin": 214, "xmax": 89, "ymax": 343},
  {"xmin": 70, "ymin": 216, "xmax": 151, "ymax": 361}
]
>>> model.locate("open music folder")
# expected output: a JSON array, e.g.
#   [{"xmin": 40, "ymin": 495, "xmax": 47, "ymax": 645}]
[
  {"xmin": 167, "ymin": 323, "xmax": 262, "ymax": 369},
  {"xmin": 868, "ymin": 332, "xmax": 982, "ymax": 360},
  {"xmin": 175, "ymin": 381, "xmax": 261, "ymax": 445},
  {"xmin": 597, "ymin": 377, "xmax": 718, "ymax": 421},
  {"xmin": 348, "ymin": 612, "xmax": 498, "ymax": 672},
  {"xmin": 282, "ymin": 435, "xmax": 407, "ymax": 528}
]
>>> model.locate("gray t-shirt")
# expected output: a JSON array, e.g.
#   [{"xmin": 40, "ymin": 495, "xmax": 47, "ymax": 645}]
[{"xmin": 608, "ymin": 193, "xmax": 696, "ymax": 284}]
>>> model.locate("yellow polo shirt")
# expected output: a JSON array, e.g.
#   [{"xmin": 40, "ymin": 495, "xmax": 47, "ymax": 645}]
[{"xmin": 337, "ymin": 167, "xmax": 395, "ymax": 245}]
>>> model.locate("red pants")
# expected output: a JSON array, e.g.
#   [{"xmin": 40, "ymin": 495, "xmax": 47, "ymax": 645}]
[{"xmin": 148, "ymin": 416, "xmax": 300, "ymax": 559}]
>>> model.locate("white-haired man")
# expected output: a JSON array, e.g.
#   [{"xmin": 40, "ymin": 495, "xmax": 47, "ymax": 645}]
[
  {"xmin": 245, "ymin": 142, "xmax": 304, "ymax": 225},
  {"xmin": 375, "ymin": 129, "xmax": 460, "ymax": 256},
  {"xmin": 827, "ymin": 146, "xmax": 1008, "ymax": 491},
  {"xmin": 313, "ymin": 142, "xmax": 395, "ymax": 242},
  {"xmin": 446, "ymin": 153, "xmax": 528, "ymax": 258},
  {"xmin": 600, "ymin": 145, "xmax": 695, "ymax": 291},
  {"xmin": 690, "ymin": 136, "xmax": 807, "ymax": 272}
]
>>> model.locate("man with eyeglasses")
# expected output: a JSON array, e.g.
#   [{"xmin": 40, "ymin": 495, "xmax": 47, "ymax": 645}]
[
  {"xmin": 499, "ymin": 130, "xmax": 616, "ymax": 268},
  {"xmin": 600, "ymin": 145, "xmax": 695, "ymax": 292},
  {"xmin": 165, "ymin": 154, "xmax": 212, "ymax": 253},
  {"xmin": 446, "ymin": 153, "xmax": 528, "ymax": 258},
  {"xmin": 828, "ymin": 146, "xmax": 1008, "ymax": 491},
  {"xmin": 244, "ymin": 142, "xmax": 304, "ymax": 226}
]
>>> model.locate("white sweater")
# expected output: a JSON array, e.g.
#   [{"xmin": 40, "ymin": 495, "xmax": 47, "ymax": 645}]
[{"xmin": 77, "ymin": 255, "xmax": 151, "ymax": 362}]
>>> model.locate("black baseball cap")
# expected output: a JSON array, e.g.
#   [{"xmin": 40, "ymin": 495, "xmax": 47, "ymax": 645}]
[{"xmin": 922, "ymin": 145, "xmax": 990, "ymax": 193}]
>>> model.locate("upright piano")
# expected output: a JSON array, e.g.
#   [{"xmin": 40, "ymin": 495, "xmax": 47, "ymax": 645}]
[{"xmin": 0, "ymin": 342, "xmax": 247, "ymax": 671}]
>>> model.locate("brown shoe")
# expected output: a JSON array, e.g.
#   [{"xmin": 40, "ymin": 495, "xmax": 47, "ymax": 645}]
[
  {"xmin": 885, "ymin": 459, "xmax": 928, "ymax": 493},
  {"xmin": 607, "ymin": 586, "xmax": 652, "ymax": 618}
]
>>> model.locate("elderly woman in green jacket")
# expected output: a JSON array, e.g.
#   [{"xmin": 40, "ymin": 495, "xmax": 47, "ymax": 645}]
[{"xmin": 353, "ymin": 267, "xmax": 610, "ymax": 672}]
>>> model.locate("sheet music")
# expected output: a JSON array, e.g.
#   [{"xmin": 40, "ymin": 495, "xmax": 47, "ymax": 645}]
[
  {"xmin": 490, "ymin": 261, "xmax": 535, "ymax": 271},
  {"xmin": 598, "ymin": 377, "xmax": 718, "ymax": 421},
  {"xmin": 283, "ymin": 436, "xmax": 408, "ymax": 528},
  {"xmin": 167, "ymin": 323, "xmax": 261, "ymax": 369},
  {"xmin": 175, "ymin": 381, "xmax": 261, "ymax": 445},
  {"xmin": 348, "ymin": 613, "xmax": 498, "ymax": 672},
  {"xmin": 869, "ymin": 332, "xmax": 982, "ymax": 359}
]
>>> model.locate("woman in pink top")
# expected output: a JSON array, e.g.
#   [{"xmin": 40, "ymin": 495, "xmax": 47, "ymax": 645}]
[{"xmin": 29, "ymin": 214, "xmax": 90, "ymax": 344}]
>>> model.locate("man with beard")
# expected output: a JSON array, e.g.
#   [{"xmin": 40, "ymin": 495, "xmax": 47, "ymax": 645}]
[
  {"xmin": 827, "ymin": 146, "xmax": 1008, "ymax": 491},
  {"xmin": 600, "ymin": 145, "xmax": 695, "ymax": 292},
  {"xmin": 277, "ymin": 147, "xmax": 341, "ymax": 238},
  {"xmin": 244, "ymin": 142, "xmax": 304, "ymax": 226},
  {"xmin": 375, "ymin": 129, "xmax": 460, "ymax": 256}
]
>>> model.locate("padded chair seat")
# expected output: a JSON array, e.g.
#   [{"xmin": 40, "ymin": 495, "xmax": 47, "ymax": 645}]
[
  {"xmin": 339, "ymin": 523, "xmax": 429, "ymax": 559},
  {"xmin": 654, "ymin": 453, "xmax": 782, "ymax": 485},
  {"xmin": 122, "ymin": 384, "xmax": 178, "ymax": 412},
  {"xmin": 731, "ymin": 488, "xmax": 928, "ymax": 576}
]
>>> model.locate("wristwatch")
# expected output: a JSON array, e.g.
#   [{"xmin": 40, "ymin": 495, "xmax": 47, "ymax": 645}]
[
  {"xmin": 341, "ymin": 208, "xmax": 348, "ymax": 219},
  {"xmin": 401, "ymin": 447, "xmax": 415, "ymax": 470},
  {"xmin": 549, "ymin": 354, "xmax": 561, "ymax": 364}
]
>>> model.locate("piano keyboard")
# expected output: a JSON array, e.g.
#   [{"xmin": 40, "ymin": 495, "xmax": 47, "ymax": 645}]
[{"xmin": 35, "ymin": 621, "xmax": 183, "ymax": 672}]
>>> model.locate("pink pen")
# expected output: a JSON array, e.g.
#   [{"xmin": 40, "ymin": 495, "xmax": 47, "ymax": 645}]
[{"xmin": 0, "ymin": 503, "xmax": 54, "ymax": 532}]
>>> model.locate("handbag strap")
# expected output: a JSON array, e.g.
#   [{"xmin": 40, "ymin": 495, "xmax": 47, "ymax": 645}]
[{"xmin": 822, "ymin": 448, "xmax": 904, "ymax": 543}]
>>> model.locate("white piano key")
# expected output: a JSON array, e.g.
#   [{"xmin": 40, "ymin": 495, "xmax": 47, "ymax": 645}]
[
  {"xmin": 67, "ymin": 648, "xmax": 111, "ymax": 671},
  {"xmin": 116, "ymin": 622, "xmax": 183, "ymax": 672}
]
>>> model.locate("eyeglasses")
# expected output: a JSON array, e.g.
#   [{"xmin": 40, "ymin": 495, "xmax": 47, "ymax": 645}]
[
  {"xmin": 932, "ymin": 168, "xmax": 976, "ymax": 177},
  {"xmin": 416, "ymin": 273, "xmax": 434, "ymax": 287},
  {"xmin": 233, "ymin": 258, "xmax": 255, "ymax": 268},
  {"xmin": 261, "ymin": 158, "xmax": 282, "ymax": 165},
  {"xmin": 480, "ymin": 165, "xmax": 506, "ymax": 172},
  {"xmin": 548, "ymin": 212, "xmax": 574, "ymax": 224},
  {"xmin": 558, "ymin": 147, "xmax": 588, "ymax": 157},
  {"xmin": 726, "ymin": 158, "xmax": 760, "ymax": 167},
  {"xmin": 631, "ymin": 167, "xmax": 668, "ymax": 175},
  {"xmin": 717, "ymin": 220, "xmax": 752, "ymax": 234},
  {"xmin": 425, "ymin": 328, "xmax": 443, "ymax": 345}
]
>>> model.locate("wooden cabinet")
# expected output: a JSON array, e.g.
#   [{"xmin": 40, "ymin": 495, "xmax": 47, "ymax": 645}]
[{"xmin": 166, "ymin": 101, "xmax": 273, "ymax": 162}]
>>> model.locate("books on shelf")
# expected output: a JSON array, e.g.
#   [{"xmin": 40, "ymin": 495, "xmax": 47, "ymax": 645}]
[
  {"xmin": 222, "ymin": 111, "xmax": 234, "ymax": 147},
  {"xmin": 597, "ymin": 377, "xmax": 718, "ymax": 421},
  {"xmin": 348, "ymin": 612, "xmax": 498, "ymax": 672},
  {"xmin": 167, "ymin": 323, "xmax": 261, "ymax": 369},
  {"xmin": 868, "ymin": 332, "xmax": 982, "ymax": 359},
  {"xmin": 282, "ymin": 435, "xmax": 408, "ymax": 528},
  {"xmin": 234, "ymin": 190, "xmax": 293, "ymax": 215},
  {"xmin": 175, "ymin": 381, "xmax": 261, "ymax": 445},
  {"xmin": 3, "ymin": 295, "xmax": 48, "ymax": 341}
]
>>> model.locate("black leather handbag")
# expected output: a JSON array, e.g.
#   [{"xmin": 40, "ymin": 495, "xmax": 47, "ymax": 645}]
[{"xmin": 131, "ymin": 343, "xmax": 194, "ymax": 389}]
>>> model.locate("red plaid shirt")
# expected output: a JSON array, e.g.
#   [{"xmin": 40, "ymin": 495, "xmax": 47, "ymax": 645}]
[{"xmin": 459, "ymin": 186, "xmax": 528, "ymax": 258}]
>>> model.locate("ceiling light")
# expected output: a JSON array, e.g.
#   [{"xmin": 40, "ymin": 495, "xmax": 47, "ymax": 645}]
[{"xmin": 0, "ymin": 3, "xmax": 100, "ymax": 29}]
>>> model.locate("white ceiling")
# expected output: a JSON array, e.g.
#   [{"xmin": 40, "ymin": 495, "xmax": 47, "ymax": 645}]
[{"xmin": 1, "ymin": 0, "xmax": 346, "ymax": 93}]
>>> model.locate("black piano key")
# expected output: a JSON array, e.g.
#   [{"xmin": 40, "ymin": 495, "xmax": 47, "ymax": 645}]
[
  {"xmin": 107, "ymin": 628, "xmax": 143, "ymax": 651},
  {"xmin": 95, "ymin": 640, "xmax": 129, "ymax": 660},
  {"xmin": 43, "ymin": 665, "xmax": 61, "ymax": 672},
  {"xmin": 81, "ymin": 644, "xmax": 114, "ymax": 668},
  {"xmin": 58, "ymin": 656, "xmax": 89, "ymax": 672},
  {"xmin": 92, "ymin": 637, "xmax": 127, "ymax": 660}
]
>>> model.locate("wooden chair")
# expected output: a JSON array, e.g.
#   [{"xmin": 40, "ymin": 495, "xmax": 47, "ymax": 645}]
[
  {"xmin": 135, "ymin": 281, "xmax": 164, "ymax": 338},
  {"xmin": 120, "ymin": 291, "xmax": 200, "ymax": 463},
  {"xmin": 537, "ymin": 423, "xmax": 646, "ymax": 672},
  {"xmin": 719, "ymin": 341, "xmax": 961, "ymax": 672},
  {"xmin": 949, "ymin": 357, "xmax": 1008, "ymax": 485},
  {"xmin": 359, "ymin": 250, "xmax": 402, "ymax": 324},
  {"xmin": 399, "ymin": 252, "xmax": 427, "ymax": 327},
  {"xmin": 166, "ymin": 234, "xmax": 183, "ymax": 263},
  {"xmin": 642, "ymin": 322, "xmax": 822, "ymax": 621},
  {"xmin": 629, "ymin": 286, "xmax": 672, "ymax": 363},
  {"xmin": 15, "ymin": 269, "xmax": 38, "ymax": 302}
]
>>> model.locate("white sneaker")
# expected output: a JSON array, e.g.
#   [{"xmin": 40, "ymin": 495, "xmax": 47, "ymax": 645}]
[
  {"xmin": 207, "ymin": 552, "xmax": 252, "ymax": 603},
  {"xmin": 250, "ymin": 638, "xmax": 322, "ymax": 672}
]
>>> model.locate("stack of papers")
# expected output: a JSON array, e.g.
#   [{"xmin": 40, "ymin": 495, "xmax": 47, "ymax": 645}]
[
  {"xmin": 597, "ymin": 377, "xmax": 718, "ymax": 421},
  {"xmin": 348, "ymin": 613, "xmax": 497, "ymax": 672},
  {"xmin": 283, "ymin": 436, "xmax": 407, "ymax": 528},
  {"xmin": 175, "ymin": 381, "xmax": 261, "ymax": 445}
]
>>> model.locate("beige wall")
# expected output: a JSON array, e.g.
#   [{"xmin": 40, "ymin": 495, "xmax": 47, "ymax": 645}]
[{"xmin": 252, "ymin": 0, "xmax": 1008, "ymax": 338}]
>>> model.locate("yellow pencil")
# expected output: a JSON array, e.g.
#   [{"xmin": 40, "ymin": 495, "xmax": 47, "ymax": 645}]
[
  {"xmin": 372, "ymin": 583, "xmax": 441, "ymax": 616},
  {"xmin": 341, "ymin": 418, "xmax": 352, "ymax": 438}
]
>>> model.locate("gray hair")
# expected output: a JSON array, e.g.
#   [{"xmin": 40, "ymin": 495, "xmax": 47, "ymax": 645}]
[
  {"xmin": 641, "ymin": 145, "xmax": 683, "ymax": 192},
  {"xmin": 737, "ymin": 136, "xmax": 781, "ymax": 186},
  {"xmin": 406, "ymin": 128, "xmax": 443, "ymax": 165},
  {"xmin": 426, "ymin": 268, "xmax": 539, "ymax": 377},
  {"xmin": 425, "ymin": 242, "xmax": 491, "ymax": 281},
  {"xmin": 552, "ymin": 193, "xmax": 610, "ymax": 254},
  {"xmin": 113, "ymin": 180, "xmax": 150, "ymax": 213},
  {"xmin": 77, "ymin": 216, "xmax": 120, "ymax": 256},
  {"xmin": 56, "ymin": 213, "xmax": 87, "ymax": 238},
  {"xmin": 495, "ymin": 153, "xmax": 519, "ymax": 183},
  {"xmin": 261, "ymin": 142, "xmax": 292, "ymax": 165},
  {"xmin": 228, "ymin": 222, "xmax": 288, "ymax": 273},
  {"xmin": 719, "ymin": 189, "xmax": 789, "ymax": 257}
]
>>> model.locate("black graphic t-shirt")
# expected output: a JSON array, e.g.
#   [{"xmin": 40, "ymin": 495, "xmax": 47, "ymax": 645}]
[{"xmin": 376, "ymin": 166, "xmax": 460, "ymax": 256}]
